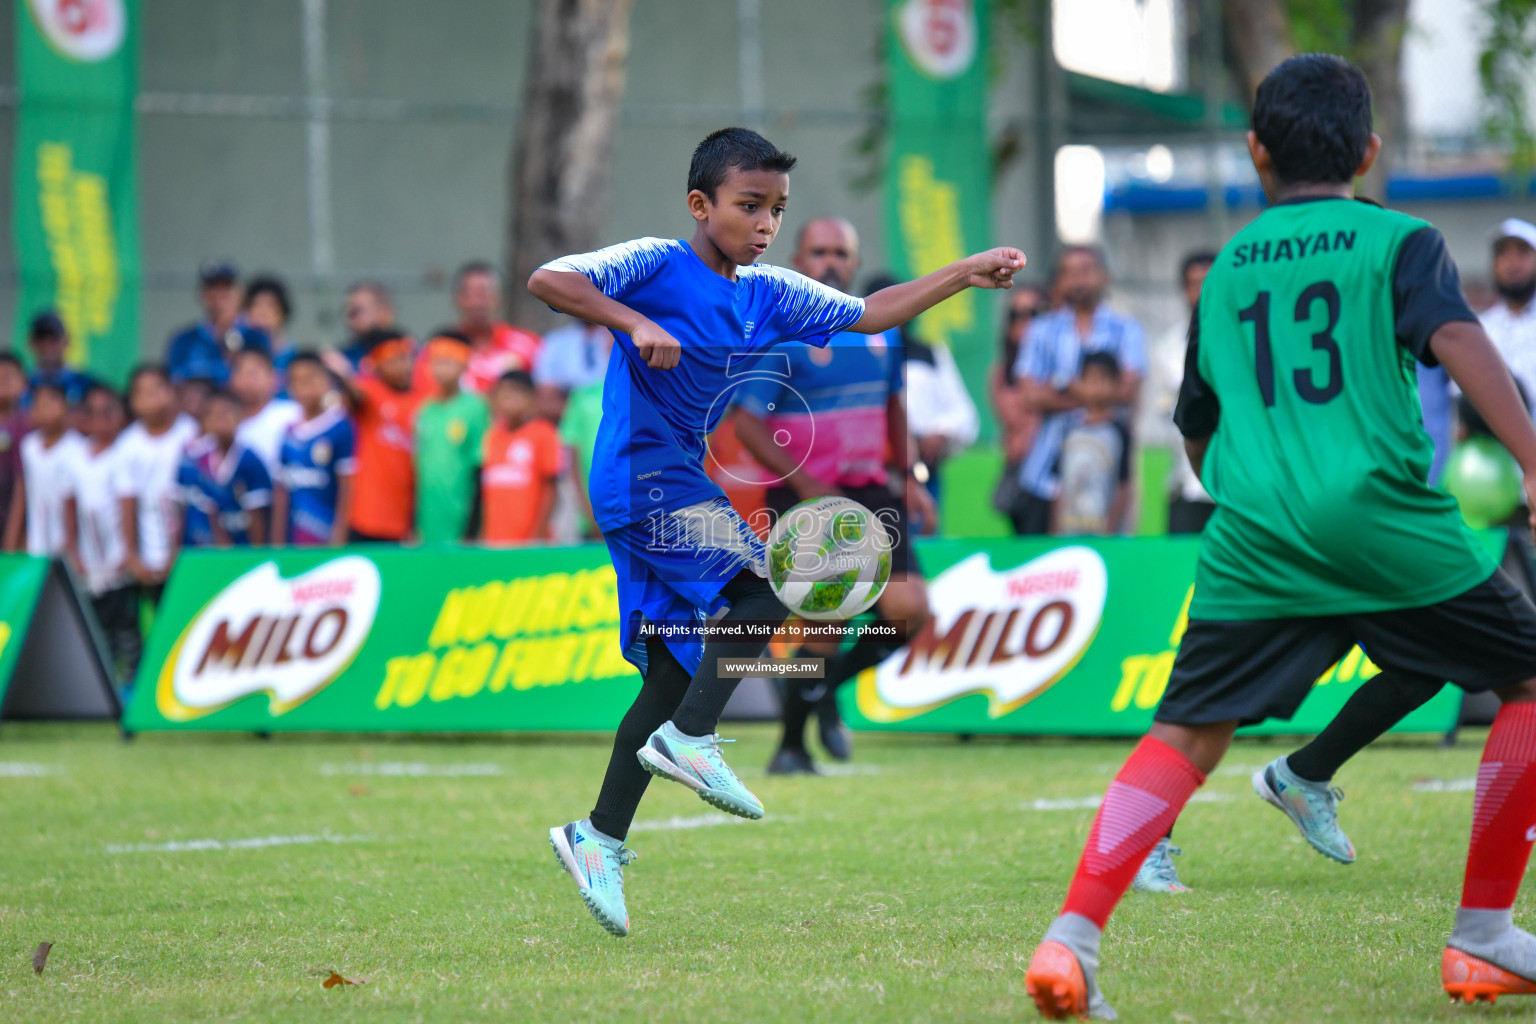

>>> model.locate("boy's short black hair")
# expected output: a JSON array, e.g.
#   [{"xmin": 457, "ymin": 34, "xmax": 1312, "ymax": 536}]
[
  {"xmin": 496, "ymin": 369, "xmax": 535, "ymax": 391},
  {"xmin": 244, "ymin": 275, "xmax": 292, "ymax": 319},
  {"xmin": 1080, "ymin": 351, "xmax": 1122, "ymax": 379},
  {"xmin": 1180, "ymin": 250, "xmax": 1218, "ymax": 283},
  {"xmin": 82, "ymin": 381, "xmax": 120, "ymax": 405},
  {"xmin": 286, "ymin": 352, "xmax": 325, "ymax": 374},
  {"xmin": 453, "ymin": 260, "xmax": 497, "ymax": 292},
  {"xmin": 231, "ymin": 346, "xmax": 274, "ymax": 370},
  {"xmin": 0, "ymin": 352, "xmax": 24, "ymax": 375},
  {"xmin": 129, "ymin": 363, "xmax": 172, "ymax": 389},
  {"xmin": 30, "ymin": 381, "xmax": 68, "ymax": 404},
  {"xmin": 688, "ymin": 127, "xmax": 797, "ymax": 200},
  {"xmin": 1253, "ymin": 54, "xmax": 1373, "ymax": 185},
  {"xmin": 203, "ymin": 387, "xmax": 242, "ymax": 410}
]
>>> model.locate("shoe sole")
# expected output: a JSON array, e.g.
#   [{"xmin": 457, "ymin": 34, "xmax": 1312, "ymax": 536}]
[
  {"xmin": 547, "ymin": 827, "xmax": 629, "ymax": 938},
  {"xmin": 636, "ymin": 744, "xmax": 765, "ymax": 820},
  {"xmin": 1024, "ymin": 940, "xmax": 1088, "ymax": 1020},
  {"xmin": 1251, "ymin": 767, "xmax": 1355, "ymax": 864},
  {"xmin": 1444, "ymin": 945, "xmax": 1536, "ymax": 1003}
]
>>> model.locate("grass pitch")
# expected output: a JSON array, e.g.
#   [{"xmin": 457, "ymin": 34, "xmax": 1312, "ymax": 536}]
[{"xmin": 0, "ymin": 721, "xmax": 1529, "ymax": 1022}]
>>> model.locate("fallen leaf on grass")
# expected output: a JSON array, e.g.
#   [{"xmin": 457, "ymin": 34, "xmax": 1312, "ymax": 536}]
[
  {"xmin": 32, "ymin": 941, "xmax": 52, "ymax": 974},
  {"xmin": 322, "ymin": 971, "xmax": 367, "ymax": 988},
  {"xmin": 349, "ymin": 784, "xmax": 370, "ymax": 797}
]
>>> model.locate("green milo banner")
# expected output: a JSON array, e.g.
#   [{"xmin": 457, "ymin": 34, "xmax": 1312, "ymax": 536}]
[
  {"xmin": 125, "ymin": 537, "xmax": 1481, "ymax": 735},
  {"xmin": 0, "ymin": 555, "xmax": 52, "ymax": 707},
  {"xmin": 123, "ymin": 546, "xmax": 642, "ymax": 733},
  {"xmin": 883, "ymin": 0, "xmax": 993, "ymax": 437},
  {"xmin": 847, "ymin": 535, "xmax": 1479, "ymax": 737},
  {"xmin": 13, "ymin": 0, "xmax": 140, "ymax": 385}
]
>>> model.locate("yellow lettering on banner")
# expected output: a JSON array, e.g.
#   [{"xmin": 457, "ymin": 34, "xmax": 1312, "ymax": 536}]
[
  {"xmin": 1135, "ymin": 650, "xmax": 1176, "ymax": 709},
  {"xmin": 428, "ymin": 588, "xmax": 470, "ymax": 648},
  {"xmin": 525, "ymin": 574, "xmax": 572, "ymax": 634},
  {"xmin": 376, "ymin": 656, "xmax": 408, "ymax": 709},
  {"xmin": 487, "ymin": 641, "xmax": 521, "ymax": 693},
  {"xmin": 493, "ymin": 577, "xmax": 538, "ymax": 638},
  {"xmin": 393, "ymin": 652, "xmax": 436, "ymax": 707},
  {"xmin": 0, "ymin": 621, "xmax": 12, "ymax": 661},
  {"xmin": 429, "ymin": 647, "xmax": 466, "ymax": 702},
  {"xmin": 35, "ymin": 142, "xmax": 118, "ymax": 368},
  {"xmin": 1168, "ymin": 587, "xmax": 1194, "ymax": 648},
  {"xmin": 456, "ymin": 642, "xmax": 497, "ymax": 698},
  {"xmin": 460, "ymin": 581, "xmax": 501, "ymax": 644},
  {"xmin": 896, "ymin": 155, "xmax": 972, "ymax": 347},
  {"xmin": 1112, "ymin": 655, "xmax": 1150, "ymax": 713}
]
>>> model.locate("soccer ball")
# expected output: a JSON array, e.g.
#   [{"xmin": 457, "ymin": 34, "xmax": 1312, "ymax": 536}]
[{"xmin": 766, "ymin": 496, "xmax": 893, "ymax": 621}]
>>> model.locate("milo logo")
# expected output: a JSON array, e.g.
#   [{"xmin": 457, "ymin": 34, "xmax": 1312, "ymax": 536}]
[
  {"xmin": 895, "ymin": 0, "xmax": 978, "ymax": 80},
  {"xmin": 156, "ymin": 557, "xmax": 382, "ymax": 720},
  {"xmin": 28, "ymin": 0, "xmax": 126, "ymax": 62},
  {"xmin": 857, "ymin": 547, "xmax": 1108, "ymax": 721}
]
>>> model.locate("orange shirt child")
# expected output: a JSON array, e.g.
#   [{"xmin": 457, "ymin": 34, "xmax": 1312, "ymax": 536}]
[
  {"xmin": 324, "ymin": 332, "xmax": 430, "ymax": 541},
  {"xmin": 481, "ymin": 370, "xmax": 561, "ymax": 543}
]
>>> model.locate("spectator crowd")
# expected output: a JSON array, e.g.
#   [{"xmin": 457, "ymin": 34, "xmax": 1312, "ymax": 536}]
[
  {"xmin": 2, "ymin": 260, "xmax": 602, "ymax": 682},
  {"xmin": 6, "ymin": 214, "xmax": 1534, "ymax": 682}
]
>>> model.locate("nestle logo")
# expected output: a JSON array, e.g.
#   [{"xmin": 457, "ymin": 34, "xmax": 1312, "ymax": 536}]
[
  {"xmin": 290, "ymin": 578, "xmax": 355, "ymax": 604},
  {"xmin": 1006, "ymin": 569, "xmax": 1080, "ymax": 600}
]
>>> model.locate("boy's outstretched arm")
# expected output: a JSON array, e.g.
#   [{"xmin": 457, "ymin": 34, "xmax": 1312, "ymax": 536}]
[
  {"xmin": 853, "ymin": 248, "xmax": 1026, "ymax": 334},
  {"xmin": 1432, "ymin": 320, "xmax": 1536, "ymax": 529},
  {"xmin": 528, "ymin": 269, "xmax": 682, "ymax": 370}
]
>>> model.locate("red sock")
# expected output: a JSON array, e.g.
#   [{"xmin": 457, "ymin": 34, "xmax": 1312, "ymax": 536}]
[
  {"xmin": 1061, "ymin": 736, "xmax": 1205, "ymax": 928},
  {"xmin": 1462, "ymin": 701, "xmax": 1536, "ymax": 910}
]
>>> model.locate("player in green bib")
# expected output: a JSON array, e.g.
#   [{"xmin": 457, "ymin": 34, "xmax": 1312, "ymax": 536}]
[{"xmin": 1027, "ymin": 55, "xmax": 1536, "ymax": 1019}]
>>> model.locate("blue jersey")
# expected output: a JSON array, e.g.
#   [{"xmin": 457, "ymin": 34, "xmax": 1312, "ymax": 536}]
[
  {"xmin": 28, "ymin": 367, "xmax": 98, "ymax": 406},
  {"xmin": 542, "ymin": 238, "xmax": 865, "ymax": 530},
  {"xmin": 165, "ymin": 320, "xmax": 271, "ymax": 384},
  {"xmin": 732, "ymin": 329, "xmax": 902, "ymax": 489},
  {"xmin": 277, "ymin": 407, "xmax": 356, "ymax": 545},
  {"xmin": 178, "ymin": 435, "xmax": 273, "ymax": 547}
]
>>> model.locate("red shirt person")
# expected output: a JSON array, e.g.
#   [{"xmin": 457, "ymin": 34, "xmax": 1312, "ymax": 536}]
[
  {"xmin": 414, "ymin": 262, "xmax": 541, "ymax": 395},
  {"xmin": 480, "ymin": 370, "xmax": 561, "ymax": 544},
  {"xmin": 324, "ymin": 330, "xmax": 431, "ymax": 542}
]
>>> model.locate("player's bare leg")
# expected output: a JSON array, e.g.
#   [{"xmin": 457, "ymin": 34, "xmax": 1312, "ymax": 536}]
[
  {"xmin": 1444, "ymin": 675, "xmax": 1536, "ymax": 1004},
  {"xmin": 1026, "ymin": 720, "xmax": 1233, "ymax": 1019}
]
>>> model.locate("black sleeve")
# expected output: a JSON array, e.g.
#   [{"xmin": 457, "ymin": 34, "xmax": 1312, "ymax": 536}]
[
  {"xmin": 1172, "ymin": 305, "xmax": 1220, "ymax": 439},
  {"xmin": 1115, "ymin": 421, "xmax": 1133, "ymax": 483},
  {"xmin": 1393, "ymin": 226, "xmax": 1478, "ymax": 367}
]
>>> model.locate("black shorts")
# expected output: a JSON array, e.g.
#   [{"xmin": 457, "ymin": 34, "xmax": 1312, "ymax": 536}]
[
  {"xmin": 764, "ymin": 483, "xmax": 918, "ymax": 578},
  {"xmin": 1156, "ymin": 569, "xmax": 1536, "ymax": 726}
]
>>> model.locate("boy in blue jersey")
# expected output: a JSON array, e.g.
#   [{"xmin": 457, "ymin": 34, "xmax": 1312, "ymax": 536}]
[
  {"xmin": 178, "ymin": 389, "xmax": 272, "ymax": 547},
  {"xmin": 531, "ymin": 127, "xmax": 1024, "ymax": 938},
  {"xmin": 272, "ymin": 354, "xmax": 355, "ymax": 547}
]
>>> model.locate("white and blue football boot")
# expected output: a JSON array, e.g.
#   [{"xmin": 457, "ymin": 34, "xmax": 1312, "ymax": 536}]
[
  {"xmin": 1252, "ymin": 756, "xmax": 1356, "ymax": 863},
  {"xmin": 637, "ymin": 721, "xmax": 765, "ymax": 819},
  {"xmin": 549, "ymin": 819, "xmax": 638, "ymax": 938}
]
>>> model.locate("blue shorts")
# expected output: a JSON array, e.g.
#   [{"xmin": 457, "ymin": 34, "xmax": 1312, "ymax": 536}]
[{"xmin": 604, "ymin": 496, "xmax": 767, "ymax": 677}]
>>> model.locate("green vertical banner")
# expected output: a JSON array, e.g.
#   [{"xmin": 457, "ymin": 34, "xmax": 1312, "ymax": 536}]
[
  {"xmin": 884, "ymin": 0, "xmax": 994, "ymax": 439},
  {"xmin": 13, "ymin": 0, "xmax": 139, "ymax": 384}
]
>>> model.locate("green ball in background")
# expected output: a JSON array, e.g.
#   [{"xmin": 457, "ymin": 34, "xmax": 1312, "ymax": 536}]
[{"xmin": 1441, "ymin": 436, "xmax": 1523, "ymax": 529}]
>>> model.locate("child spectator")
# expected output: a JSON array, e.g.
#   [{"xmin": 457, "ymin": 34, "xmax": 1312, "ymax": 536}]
[
  {"xmin": 0, "ymin": 354, "xmax": 30, "ymax": 545},
  {"xmin": 26, "ymin": 311, "xmax": 98, "ymax": 407},
  {"xmin": 178, "ymin": 389, "xmax": 273, "ymax": 547},
  {"xmin": 415, "ymin": 333, "xmax": 488, "ymax": 542},
  {"xmin": 323, "ymin": 330, "xmax": 429, "ymax": 542},
  {"xmin": 273, "ymin": 354, "xmax": 355, "ymax": 546},
  {"xmin": 558, "ymin": 379, "xmax": 604, "ymax": 539},
  {"xmin": 242, "ymin": 275, "xmax": 297, "ymax": 378},
  {"xmin": 9, "ymin": 383, "xmax": 86, "ymax": 555},
  {"xmin": 113, "ymin": 365, "xmax": 198, "ymax": 604},
  {"xmin": 64, "ymin": 385, "xmax": 138, "ymax": 682},
  {"xmin": 231, "ymin": 348, "xmax": 300, "ymax": 476},
  {"xmin": 480, "ymin": 370, "xmax": 561, "ymax": 543},
  {"xmin": 1052, "ymin": 352, "xmax": 1132, "ymax": 536}
]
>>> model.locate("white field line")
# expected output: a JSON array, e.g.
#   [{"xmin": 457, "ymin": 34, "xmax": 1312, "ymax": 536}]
[
  {"xmin": 629, "ymin": 813, "xmax": 795, "ymax": 832},
  {"xmin": 816, "ymin": 763, "xmax": 886, "ymax": 777},
  {"xmin": 318, "ymin": 762, "xmax": 503, "ymax": 777},
  {"xmin": 1411, "ymin": 777, "xmax": 1477, "ymax": 792},
  {"xmin": 1026, "ymin": 791, "xmax": 1233, "ymax": 812},
  {"xmin": 106, "ymin": 833, "xmax": 369, "ymax": 855},
  {"xmin": 0, "ymin": 762, "xmax": 53, "ymax": 777}
]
